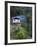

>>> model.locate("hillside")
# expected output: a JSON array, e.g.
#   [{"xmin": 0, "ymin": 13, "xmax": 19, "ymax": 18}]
[{"xmin": 10, "ymin": 23, "xmax": 32, "ymax": 40}]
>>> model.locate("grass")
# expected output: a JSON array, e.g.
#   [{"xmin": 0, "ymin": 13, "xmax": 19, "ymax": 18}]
[{"xmin": 10, "ymin": 23, "xmax": 32, "ymax": 40}]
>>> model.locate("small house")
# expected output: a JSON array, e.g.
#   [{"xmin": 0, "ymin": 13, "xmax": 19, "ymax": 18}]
[{"xmin": 13, "ymin": 18, "xmax": 20, "ymax": 23}]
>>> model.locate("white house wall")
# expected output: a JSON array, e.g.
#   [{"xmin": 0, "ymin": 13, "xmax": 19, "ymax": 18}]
[{"xmin": 13, "ymin": 19, "xmax": 20, "ymax": 23}]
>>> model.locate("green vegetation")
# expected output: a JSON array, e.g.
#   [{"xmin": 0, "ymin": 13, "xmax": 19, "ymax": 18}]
[
  {"xmin": 15, "ymin": 24, "xmax": 31, "ymax": 39},
  {"xmin": 15, "ymin": 26, "xmax": 28, "ymax": 39},
  {"xmin": 10, "ymin": 6, "xmax": 32, "ymax": 17},
  {"xmin": 10, "ymin": 24, "xmax": 32, "ymax": 39}
]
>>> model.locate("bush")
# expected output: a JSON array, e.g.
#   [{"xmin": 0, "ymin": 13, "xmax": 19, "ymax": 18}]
[{"xmin": 15, "ymin": 26, "xmax": 29, "ymax": 39}]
